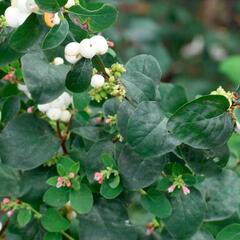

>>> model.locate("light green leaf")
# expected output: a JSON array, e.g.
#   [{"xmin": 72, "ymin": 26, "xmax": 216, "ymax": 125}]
[
  {"xmin": 216, "ymin": 224, "xmax": 240, "ymax": 240},
  {"xmin": 17, "ymin": 209, "xmax": 32, "ymax": 227}
]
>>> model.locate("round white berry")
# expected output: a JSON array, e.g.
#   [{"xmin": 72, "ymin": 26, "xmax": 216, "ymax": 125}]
[
  {"xmin": 91, "ymin": 74, "xmax": 105, "ymax": 88},
  {"xmin": 53, "ymin": 57, "xmax": 64, "ymax": 65},
  {"xmin": 4, "ymin": 6, "xmax": 21, "ymax": 28},
  {"xmin": 61, "ymin": 92, "xmax": 72, "ymax": 107},
  {"xmin": 50, "ymin": 97, "xmax": 66, "ymax": 109},
  {"xmin": 60, "ymin": 110, "xmax": 71, "ymax": 123},
  {"xmin": 37, "ymin": 103, "xmax": 50, "ymax": 113},
  {"xmin": 91, "ymin": 35, "xmax": 108, "ymax": 55},
  {"xmin": 65, "ymin": 0, "xmax": 75, "ymax": 9},
  {"xmin": 12, "ymin": 0, "xmax": 30, "ymax": 13},
  {"xmin": 18, "ymin": 12, "xmax": 30, "ymax": 25},
  {"xmin": 65, "ymin": 55, "xmax": 81, "ymax": 64},
  {"xmin": 26, "ymin": 0, "xmax": 39, "ymax": 12},
  {"xmin": 79, "ymin": 39, "xmax": 96, "ymax": 59},
  {"xmin": 67, "ymin": 211, "xmax": 77, "ymax": 221},
  {"xmin": 53, "ymin": 13, "xmax": 60, "ymax": 25},
  {"xmin": 46, "ymin": 108, "xmax": 62, "ymax": 121}
]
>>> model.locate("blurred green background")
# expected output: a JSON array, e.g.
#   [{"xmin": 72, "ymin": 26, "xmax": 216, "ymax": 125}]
[{"xmin": 102, "ymin": 0, "xmax": 239, "ymax": 99}]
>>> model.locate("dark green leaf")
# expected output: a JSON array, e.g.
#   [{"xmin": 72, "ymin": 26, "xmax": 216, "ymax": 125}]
[
  {"xmin": 35, "ymin": 0, "xmax": 67, "ymax": 12},
  {"xmin": 100, "ymin": 179, "xmax": 123, "ymax": 199},
  {"xmin": 0, "ymin": 114, "xmax": 60, "ymax": 170},
  {"xmin": 44, "ymin": 232, "xmax": 62, "ymax": 240},
  {"xmin": 66, "ymin": 58, "xmax": 92, "ymax": 93},
  {"xmin": 216, "ymin": 224, "xmax": 240, "ymax": 240}
]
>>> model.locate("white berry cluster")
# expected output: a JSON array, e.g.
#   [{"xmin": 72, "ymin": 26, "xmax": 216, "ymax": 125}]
[
  {"xmin": 4, "ymin": 0, "xmax": 38, "ymax": 28},
  {"xmin": 64, "ymin": 35, "xmax": 109, "ymax": 64},
  {"xmin": 37, "ymin": 92, "xmax": 72, "ymax": 122}
]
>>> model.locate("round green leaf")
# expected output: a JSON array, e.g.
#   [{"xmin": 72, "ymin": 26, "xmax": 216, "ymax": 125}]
[
  {"xmin": 100, "ymin": 180, "xmax": 123, "ymax": 199},
  {"xmin": 9, "ymin": 14, "xmax": 44, "ymax": 53},
  {"xmin": 163, "ymin": 189, "xmax": 205, "ymax": 239},
  {"xmin": 69, "ymin": 4, "xmax": 118, "ymax": 32},
  {"xmin": 66, "ymin": 58, "xmax": 92, "ymax": 93},
  {"xmin": 0, "ymin": 114, "xmax": 60, "ymax": 170},
  {"xmin": 43, "ymin": 187, "xmax": 69, "ymax": 208},
  {"xmin": 41, "ymin": 208, "xmax": 70, "ymax": 232},
  {"xmin": 127, "ymin": 101, "xmax": 179, "ymax": 157},
  {"xmin": 216, "ymin": 224, "xmax": 240, "ymax": 240},
  {"xmin": 35, "ymin": 0, "xmax": 67, "ymax": 12},
  {"xmin": 44, "ymin": 232, "xmax": 62, "ymax": 240},
  {"xmin": 167, "ymin": 95, "xmax": 234, "ymax": 149},
  {"xmin": 21, "ymin": 51, "xmax": 71, "ymax": 104},
  {"xmin": 17, "ymin": 209, "xmax": 32, "ymax": 227},
  {"xmin": 141, "ymin": 190, "xmax": 172, "ymax": 218},
  {"xmin": 42, "ymin": 19, "xmax": 69, "ymax": 50},
  {"xmin": 70, "ymin": 184, "xmax": 93, "ymax": 214}
]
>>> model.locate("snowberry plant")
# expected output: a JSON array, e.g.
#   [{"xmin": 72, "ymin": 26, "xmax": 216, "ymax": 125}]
[{"xmin": 0, "ymin": 0, "xmax": 240, "ymax": 240}]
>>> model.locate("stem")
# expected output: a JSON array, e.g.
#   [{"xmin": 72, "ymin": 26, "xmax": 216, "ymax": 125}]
[
  {"xmin": 56, "ymin": 121, "xmax": 68, "ymax": 155},
  {"xmin": 61, "ymin": 230, "xmax": 75, "ymax": 240}
]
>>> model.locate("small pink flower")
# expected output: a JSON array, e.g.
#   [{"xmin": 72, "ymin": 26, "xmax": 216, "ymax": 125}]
[
  {"xmin": 168, "ymin": 184, "xmax": 176, "ymax": 193},
  {"xmin": 56, "ymin": 177, "xmax": 63, "ymax": 188},
  {"xmin": 66, "ymin": 180, "xmax": 72, "ymax": 188},
  {"xmin": 27, "ymin": 107, "xmax": 33, "ymax": 113},
  {"xmin": 182, "ymin": 185, "xmax": 190, "ymax": 195},
  {"xmin": 105, "ymin": 118, "xmax": 112, "ymax": 124},
  {"xmin": 107, "ymin": 40, "xmax": 115, "ymax": 48},
  {"xmin": 2, "ymin": 198, "xmax": 10, "ymax": 204},
  {"xmin": 94, "ymin": 172, "xmax": 103, "ymax": 184},
  {"xmin": 146, "ymin": 223, "xmax": 154, "ymax": 235},
  {"xmin": 3, "ymin": 72, "xmax": 14, "ymax": 81},
  {"xmin": 6, "ymin": 210, "xmax": 14, "ymax": 217},
  {"xmin": 95, "ymin": 117, "xmax": 103, "ymax": 124}
]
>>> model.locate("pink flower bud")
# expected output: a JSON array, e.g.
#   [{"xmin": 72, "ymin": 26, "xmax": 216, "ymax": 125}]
[
  {"xmin": 168, "ymin": 184, "xmax": 176, "ymax": 193},
  {"xmin": 182, "ymin": 185, "xmax": 190, "ymax": 195},
  {"xmin": 94, "ymin": 172, "xmax": 103, "ymax": 184},
  {"xmin": 107, "ymin": 40, "xmax": 115, "ymax": 48},
  {"xmin": 68, "ymin": 172, "xmax": 75, "ymax": 179},
  {"xmin": 6, "ymin": 210, "xmax": 14, "ymax": 217},
  {"xmin": 3, "ymin": 72, "xmax": 14, "ymax": 81},
  {"xmin": 56, "ymin": 177, "xmax": 63, "ymax": 188},
  {"xmin": 2, "ymin": 198, "xmax": 10, "ymax": 204},
  {"xmin": 66, "ymin": 180, "xmax": 72, "ymax": 188},
  {"xmin": 146, "ymin": 223, "xmax": 154, "ymax": 235},
  {"xmin": 105, "ymin": 118, "xmax": 112, "ymax": 124},
  {"xmin": 27, "ymin": 107, "xmax": 33, "ymax": 113},
  {"xmin": 95, "ymin": 117, "xmax": 103, "ymax": 124}
]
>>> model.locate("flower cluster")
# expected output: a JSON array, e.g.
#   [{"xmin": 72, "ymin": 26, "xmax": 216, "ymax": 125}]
[
  {"xmin": 1, "ymin": 198, "xmax": 15, "ymax": 218},
  {"xmin": 64, "ymin": 35, "xmax": 109, "ymax": 64},
  {"xmin": 167, "ymin": 175, "xmax": 190, "ymax": 196},
  {"xmin": 89, "ymin": 63, "xmax": 126, "ymax": 102},
  {"xmin": 37, "ymin": 92, "xmax": 72, "ymax": 122},
  {"xmin": 94, "ymin": 167, "xmax": 119, "ymax": 185},
  {"xmin": 211, "ymin": 86, "xmax": 235, "ymax": 106},
  {"xmin": 4, "ymin": 0, "xmax": 38, "ymax": 28},
  {"xmin": 56, "ymin": 172, "xmax": 75, "ymax": 188},
  {"xmin": 146, "ymin": 219, "xmax": 160, "ymax": 236}
]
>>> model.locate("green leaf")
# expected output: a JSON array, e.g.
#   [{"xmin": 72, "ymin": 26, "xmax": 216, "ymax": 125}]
[
  {"xmin": 0, "ymin": 164, "xmax": 20, "ymax": 197},
  {"xmin": 198, "ymin": 169, "xmax": 240, "ymax": 221},
  {"xmin": 42, "ymin": 19, "xmax": 69, "ymax": 50},
  {"xmin": 109, "ymin": 175, "xmax": 120, "ymax": 189},
  {"xmin": 1, "ymin": 96, "xmax": 21, "ymax": 123},
  {"xmin": 9, "ymin": 14, "xmax": 44, "ymax": 53},
  {"xmin": 158, "ymin": 83, "xmax": 188, "ymax": 113},
  {"xmin": 44, "ymin": 232, "xmax": 62, "ymax": 240},
  {"xmin": 122, "ymin": 71, "xmax": 156, "ymax": 104},
  {"xmin": 0, "ymin": 114, "xmax": 60, "ymax": 170},
  {"xmin": 0, "ymin": 39, "xmax": 22, "ymax": 67},
  {"xmin": 163, "ymin": 189, "xmax": 205, "ymax": 239},
  {"xmin": 101, "ymin": 153, "xmax": 117, "ymax": 168},
  {"xmin": 21, "ymin": 51, "xmax": 70, "ymax": 104},
  {"xmin": 70, "ymin": 184, "xmax": 93, "ymax": 214},
  {"xmin": 216, "ymin": 224, "xmax": 240, "ymax": 240},
  {"xmin": 167, "ymin": 95, "xmax": 234, "ymax": 149},
  {"xmin": 69, "ymin": 4, "xmax": 118, "ymax": 32},
  {"xmin": 220, "ymin": 56, "xmax": 240, "ymax": 84},
  {"xmin": 41, "ymin": 208, "xmax": 70, "ymax": 232},
  {"xmin": 118, "ymin": 146, "xmax": 169, "ymax": 190},
  {"xmin": 35, "ymin": 0, "xmax": 67, "ymax": 12},
  {"xmin": 103, "ymin": 98, "xmax": 120, "ymax": 117},
  {"xmin": 66, "ymin": 58, "xmax": 92, "ymax": 93},
  {"xmin": 47, "ymin": 176, "xmax": 58, "ymax": 186},
  {"xmin": 43, "ymin": 187, "xmax": 69, "ymax": 208},
  {"xmin": 100, "ymin": 179, "xmax": 123, "ymax": 199},
  {"xmin": 58, "ymin": 156, "xmax": 78, "ymax": 175},
  {"xmin": 140, "ymin": 190, "xmax": 172, "ymax": 218},
  {"xmin": 127, "ymin": 101, "xmax": 178, "ymax": 157},
  {"xmin": 57, "ymin": 164, "xmax": 66, "ymax": 176},
  {"xmin": 79, "ymin": 199, "xmax": 138, "ymax": 240},
  {"xmin": 125, "ymin": 54, "xmax": 162, "ymax": 84},
  {"xmin": 17, "ymin": 209, "xmax": 32, "ymax": 227},
  {"xmin": 73, "ymin": 91, "xmax": 91, "ymax": 111}
]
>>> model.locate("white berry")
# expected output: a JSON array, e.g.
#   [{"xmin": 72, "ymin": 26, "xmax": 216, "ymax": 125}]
[
  {"xmin": 26, "ymin": 0, "xmax": 39, "ymax": 12},
  {"xmin": 46, "ymin": 108, "xmax": 62, "ymax": 121},
  {"xmin": 18, "ymin": 12, "xmax": 30, "ymax": 25},
  {"xmin": 12, "ymin": 0, "xmax": 29, "ymax": 13},
  {"xmin": 65, "ymin": 0, "xmax": 75, "ymax": 9},
  {"xmin": 53, "ymin": 13, "xmax": 60, "ymax": 25},
  {"xmin": 37, "ymin": 103, "xmax": 50, "ymax": 113},
  {"xmin": 91, "ymin": 35, "xmax": 109, "ymax": 55},
  {"xmin": 53, "ymin": 57, "xmax": 64, "ymax": 65},
  {"xmin": 4, "ymin": 6, "xmax": 21, "ymax": 28},
  {"xmin": 65, "ymin": 55, "xmax": 81, "ymax": 64},
  {"xmin": 61, "ymin": 92, "xmax": 72, "ymax": 107},
  {"xmin": 64, "ymin": 42, "xmax": 82, "ymax": 64},
  {"xmin": 60, "ymin": 110, "xmax": 71, "ymax": 123},
  {"xmin": 79, "ymin": 39, "xmax": 96, "ymax": 59},
  {"xmin": 91, "ymin": 74, "xmax": 105, "ymax": 88}
]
